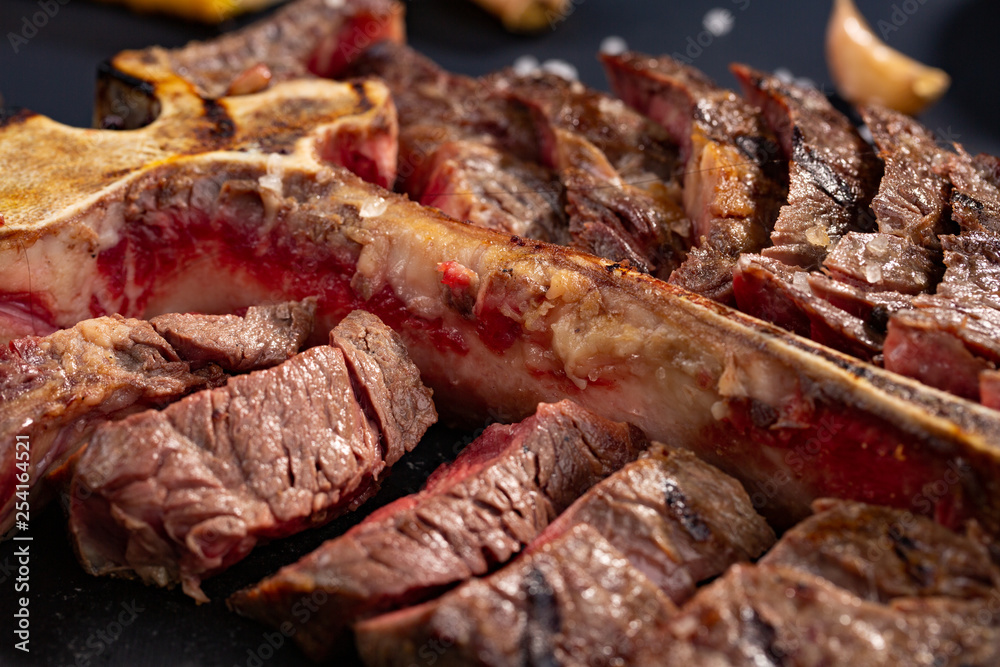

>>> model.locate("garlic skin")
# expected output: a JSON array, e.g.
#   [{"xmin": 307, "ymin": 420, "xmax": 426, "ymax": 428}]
[{"xmin": 826, "ymin": 0, "xmax": 950, "ymax": 115}]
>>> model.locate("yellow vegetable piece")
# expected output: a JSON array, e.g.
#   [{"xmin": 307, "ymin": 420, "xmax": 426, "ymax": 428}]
[
  {"xmin": 97, "ymin": 0, "xmax": 285, "ymax": 23},
  {"xmin": 826, "ymin": 0, "xmax": 950, "ymax": 115}
]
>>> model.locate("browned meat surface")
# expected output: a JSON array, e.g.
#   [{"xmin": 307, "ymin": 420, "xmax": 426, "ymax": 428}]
[
  {"xmin": 936, "ymin": 232, "xmax": 1000, "ymax": 301},
  {"xmin": 762, "ymin": 499, "xmax": 1000, "ymax": 603},
  {"xmin": 148, "ymin": 300, "xmax": 315, "ymax": 372},
  {"xmin": 0, "ymin": 300, "xmax": 316, "ymax": 539},
  {"xmin": 343, "ymin": 41, "xmax": 565, "ymax": 241},
  {"xmin": 602, "ymin": 51, "xmax": 786, "ymax": 303},
  {"xmin": 541, "ymin": 444, "xmax": 774, "ymax": 604},
  {"xmin": 69, "ymin": 311, "xmax": 435, "ymax": 601},
  {"xmin": 806, "ymin": 273, "xmax": 912, "ymax": 327},
  {"xmin": 228, "ymin": 400, "xmax": 648, "ymax": 660},
  {"xmin": 733, "ymin": 64, "xmax": 881, "ymax": 270},
  {"xmin": 666, "ymin": 564, "xmax": 1000, "ymax": 666},
  {"xmin": 860, "ymin": 104, "xmax": 954, "ymax": 251},
  {"xmin": 944, "ymin": 146, "xmax": 1000, "ymax": 234},
  {"xmin": 733, "ymin": 254, "xmax": 884, "ymax": 359},
  {"xmin": 355, "ymin": 524, "xmax": 676, "ymax": 667},
  {"xmin": 822, "ymin": 231, "xmax": 940, "ymax": 295}
]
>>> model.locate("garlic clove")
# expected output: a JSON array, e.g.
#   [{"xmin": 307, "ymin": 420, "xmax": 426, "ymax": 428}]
[{"xmin": 826, "ymin": 0, "xmax": 950, "ymax": 115}]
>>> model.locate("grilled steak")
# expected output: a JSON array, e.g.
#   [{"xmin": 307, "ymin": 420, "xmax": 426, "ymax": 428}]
[
  {"xmin": 355, "ymin": 524, "xmax": 676, "ymax": 667},
  {"xmin": 943, "ymin": 145, "xmax": 1000, "ymax": 234},
  {"xmin": 228, "ymin": 400, "xmax": 648, "ymax": 660},
  {"xmin": 343, "ymin": 41, "xmax": 565, "ymax": 241},
  {"xmin": 762, "ymin": 499, "xmax": 1000, "ymax": 603},
  {"xmin": 822, "ymin": 231, "xmax": 939, "ymax": 295},
  {"xmin": 536, "ymin": 443, "xmax": 774, "ymax": 604},
  {"xmin": 665, "ymin": 563, "xmax": 1000, "ymax": 666},
  {"xmin": 732, "ymin": 64, "xmax": 881, "ymax": 271},
  {"xmin": 69, "ymin": 311, "xmax": 435, "ymax": 601},
  {"xmin": 860, "ymin": 104, "xmax": 954, "ymax": 251},
  {"xmin": 602, "ymin": 51, "xmax": 786, "ymax": 303},
  {"xmin": 149, "ymin": 300, "xmax": 315, "ymax": 372},
  {"xmin": 354, "ymin": 444, "xmax": 774, "ymax": 667},
  {"xmin": 0, "ymin": 301, "xmax": 313, "ymax": 539}
]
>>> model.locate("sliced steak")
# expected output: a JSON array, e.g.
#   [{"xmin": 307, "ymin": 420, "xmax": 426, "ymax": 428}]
[
  {"xmin": 733, "ymin": 254, "xmax": 884, "ymax": 359},
  {"xmin": 355, "ymin": 524, "xmax": 676, "ymax": 667},
  {"xmin": 149, "ymin": 299, "xmax": 315, "ymax": 372},
  {"xmin": 883, "ymin": 297, "xmax": 1000, "ymax": 402},
  {"xmin": 227, "ymin": 400, "xmax": 649, "ymax": 661},
  {"xmin": 822, "ymin": 231, "xmax": 939, "ymax": 295},
  {"xmin": 665, "ymin": 563, "xmax": 1000, "ymax": 666},
  {"xmin": 936, "ymin": 232, "xmax": 1000, "ymax": 301},
  {"xmin": 502, "ymin": 71, "xmax": 689, "ymax": 278},
  {"xmin": 355, "ymin": 443, "xmax": 772, "ymax": 666},
  {"xmin": 860, "ymin": 104, "xmax": 954, "ymax": 251},
  {"xmin": 943, "ymin": 146, "xmax": 1000, "ymax": 234},
  {"xmin": 602, "ymin": 51, "xmax": 786, "ymax": 303},
  {"xmin": 806, "ymin": 273, "xmax": 912, "ymax": 329},
  {"xmin": 0, "ymin": 316, "xmax": 219, "ymax": 538},
  {"xmin": 732, "ymin": 64, "xmax": 881, "ymax": 270},
  {"xmin": 540, "ymin": 443, "xmax": 774, "ymax": 604},
  {"xmin": 69, "ymin": 311, "xmax": 435, "ymax": 601},
  {"xmin": 343, "ymin": 41, "xmax": 565, "ymax": 240},
  {"xmin": 761, "ymin": 499, "xmax": 1000, "ymax": 603}
]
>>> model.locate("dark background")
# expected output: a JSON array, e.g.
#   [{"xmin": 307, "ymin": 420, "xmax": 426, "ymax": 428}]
[{"xmin": 0, "ymin": 0, "xmax": 998, "ymax": 665}]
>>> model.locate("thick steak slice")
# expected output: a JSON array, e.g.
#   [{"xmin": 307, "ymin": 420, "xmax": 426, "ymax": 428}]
[
  {"xmin": 538, "ymin": 443, "xmax": 774, "ymax": 604},
  {"xmin": 355, "ymin": 444, "xmax": 773, "ymax": 666},
  {"xmin": 0, "ymin": 316, "xmax": 218, "ymax": 538},
  {"xmin": 149, "ymin": 299, "xmax": 315, "ymax": 372},
  {"xmin": 602, "ymin": 51, "xmax": 785, "ymax": 303},
  {"xmin": 665, "ymin": 564, "xmax": 1000, "ymax": 666},
  {"xmin": 761, "ymin": 499, "xmax": 1000, "ymax": 603},
  {"xmin": 228, "ymin": 400, "xmax": 648, "ymax": 660},
  {"xmin": 344, "ymin": 41, "xmax": 565, "ymax": 241},
  {"xmin": 859, "ymin": 105, "xmax": 954, "ymax": 251},
  {"xmin": 69, "ymin": 312, "xmax": 435, "ymax": 601},
  {"xmin": 1, "ymin": 300, "xmax": 313, "ymax": 539},
  {"xmin": 732, "ymin": 64, "xmax": 881, "ymax": 270},
  {"xmin": 355, "ymin": 524, "xmax": 676, "ymax": 667},
  {"xmin": 943, "ymin": 146, "xmax": 1000, "ymax": 234},
  {"xmin": 329, "ymin": 309, "xmax": 437, "ymax": 465},
  {"xmin": 937, "ymin": 232, "xmax": 1000, "ymax": 300},
  {"xmin": 822, "ymin": 231, "xmax": 939, "ymax": 295}
]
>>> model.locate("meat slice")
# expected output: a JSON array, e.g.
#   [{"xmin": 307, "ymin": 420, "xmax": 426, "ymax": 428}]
[
  {"xmin": 0, "ymin": 316, "xmax": 218, "ymax": 538},
  {"xmin": 538, "ymin": 443, "xmax": 774, "ymax": 604},
  {"xmin": 943, "ymin": 145, "xmax": 1000, "ymax": 234},
  {"xmin": 68, "ymin": 311, "xmax": 435, "ymax": 601},
  {"xmin": 501, "ymin": 70, "xmax": 689, "ymax": 278},
  {"xmin": 354, "ymin": 443, "xmax": 773, "ymax": 666},
  {"xmin": 665, "ymin": 564, "xmax": 1000, "ymax": 666},
  {"xmin": 148, "ymin": 299, "xmax": 315, "ymax": 372},
  {"xmin": 1, "ymin": 300, "xmax": 314, "ymax": 539},
  {"xmin": 227, "ymin": 400, "xmax": 649, "ymax": 660},
  {"xmin": 732, "ymin": 64, "xmax": 881, "ymax": 270},
  {"xmin": 355, "ymin": 524, "xmax": 676, "ymax": 667},
  {"xmin": 822, "ymin": 231, "xmax": 939, "ymax": 295},
  {"xmin": 860, "ymin": 104, "xmax": 954, "ymax": 251},
  {"xmin": 733, "ymin": 254, "xmax": 884, "ymax": 359},
  {"xmin": 937, "ymin": 232, "xmax": 1000, "ymax": 301},
  {"xmin": 761, "ymin": 499, "xmax": 1000, "ymax": 603},
  {"xmin": 344, "ymin": 41, "xmax": 565, "ymax": 241},
  {"xmin": 602, "ymin": 51, "xmax": 786, "ymax": 303}
]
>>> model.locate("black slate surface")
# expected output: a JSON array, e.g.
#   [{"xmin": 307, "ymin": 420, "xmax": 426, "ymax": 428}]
[{"xmin": 0, "ymin": 0, "xmax": 998, "ymax": 665}]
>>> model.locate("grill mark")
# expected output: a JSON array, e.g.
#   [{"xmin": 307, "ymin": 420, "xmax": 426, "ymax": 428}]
[
  {"xmin": 0, "ymin": 108, "xmax": 34, "ymax": 128},
  {"xmin": 202, "ymin": 98, "xmax": 235, "ymax": 141},
  {"xmin": 664, "ymin": 478, "xmax": 711, "ymax": 542},
  {"xmin": 735, "ymin": 134, "xmax": 779, "ymax": 169},
  {"xmin": 522, "ymin": 567, "xmax": 561, "ymax": 667},
  {"xmin": 351, "ymin": 81, "xmax": 374, "ymax": 113},
  {"xmin": 791, "ymin": 126, "xmax": 856, "ymax": 210}
]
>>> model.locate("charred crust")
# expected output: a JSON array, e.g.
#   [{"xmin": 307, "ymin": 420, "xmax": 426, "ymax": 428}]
[
  {"xmin": 953, "ymin": 191, "xmax": 985, "ymax": 212},
  {"xmin": 97, "ymin": 60, "xmax": 156, "ymax": 97},
  {"xmin": 735, "ymin": 134, "xmax": 780, "ymax": 169},
  {"xmin": 510, "ymin": 235, "xmax": 527, "ymax": 246},
  {"xmin": 350, "ymin": 81, "xmax": 373, "ymax": 113},
  {"xmin": 522, "ymin": 568, "xmax": 560, "ymax": 667},
  {"xmin": 202, "ymin": 99, "xmax": 236, "ymax": 140},
  {"xmin": 866, "ymin": 305, "xmax": 891, "ymax": 336},
  {"xmin": 791, "ymin": 126, "xmax": 856, "ymax": 210},
  {"xmin": 664, "ymin": 478, "xmax": 712, "ymax": 542}
]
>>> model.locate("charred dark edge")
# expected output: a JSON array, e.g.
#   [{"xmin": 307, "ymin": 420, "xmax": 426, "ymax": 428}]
[
  {"xmin": 0, "ymin": 107, "xmax": 34, "ymax": 128},
  {"xmin": 522, "ymin": 567, "xmax": 561, "ymax": 667},
  {"xmin": 94, "ymin": 60, "xmax": 159, "ymax": 130},
  {"xmin": 202, "ymin": 99, "xmax": 236, "ymax": 140}
]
